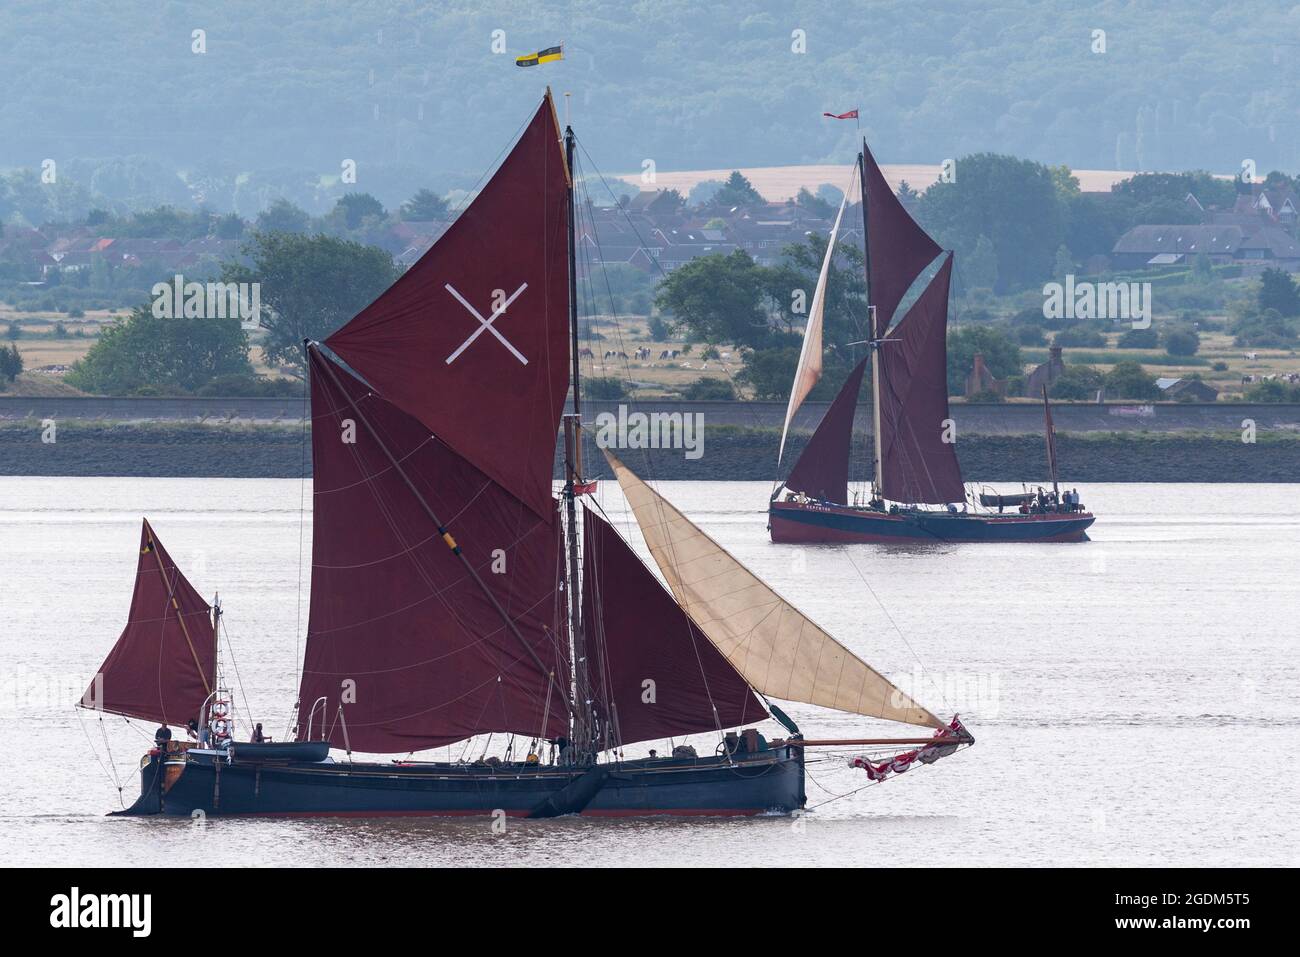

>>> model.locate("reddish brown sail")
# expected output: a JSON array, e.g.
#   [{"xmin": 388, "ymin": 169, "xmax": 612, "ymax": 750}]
[
  {"xmin": 782, "ymin": 356, "xmax": 869, "ymax": 505},
  {"xmin": 581, "ymin": 507, "xmax": 765, "ymax": 746},
  {"xmin": 862, "ymin": 141, "xmax": 942, "ymax": 334},
  {"xmin": 325, "ymin": 95, "xmax": 570, "ymax": 521},
  {"xmin": 877, "ymin": 255, "xmax": 965, "ymax": 504},
  {"xmin": 82, "ymin": 519, "xmax": 215, "ymax": 726},
  {"xmin": 297, "ymin": 346, "xmax": 570, "ymax": 753}
]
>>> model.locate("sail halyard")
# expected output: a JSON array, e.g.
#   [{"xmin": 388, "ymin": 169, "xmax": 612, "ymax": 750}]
[
  {"xmin": 609, "ymin": 451, "xmax": 944, "ymax": 729},
  {"xmin": 777, "ymin": 163, "xmax": 857, "ymax": 469}
]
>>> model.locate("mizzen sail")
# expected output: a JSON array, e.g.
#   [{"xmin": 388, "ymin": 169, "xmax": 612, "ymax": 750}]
[
  {"xmin": 782, "ymin": 355, "xmax": 868, "ymax": 505},
  {"xmin": 82, "ymin": 519, "xmax": 215, "ymax": 726},
  {"xmin": 324, "ymin": 95, "xmax": 570, "ymax": 520},
  {"xmin": 582, "ymin": 507, "xmax": 765, "ymax": 747},
  {"xmin": 876, "ymin": 255, "xmax": 965, "ymax": 504},
  {"xmin": 608, "ymin": 452, "xmax": 943, "ymax": 728}
]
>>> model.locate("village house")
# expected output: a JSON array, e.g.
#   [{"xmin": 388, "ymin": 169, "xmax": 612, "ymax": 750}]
[
  {"xmin": 1023, "ymin": 344, "xmax": 1065, "ymax": 397},
  {"xmin": 1112, "ymin": 181, "xmax": 1300, "ymax": 273},
  {"xmin": 1155, "ymin": 376, "xmax": 1219, "ymax": 401}
]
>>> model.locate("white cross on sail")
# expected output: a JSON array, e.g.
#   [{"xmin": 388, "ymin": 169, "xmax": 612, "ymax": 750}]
[{"xmin": 444, "ymin": 282, "xmax": 530, "ymax": 365}]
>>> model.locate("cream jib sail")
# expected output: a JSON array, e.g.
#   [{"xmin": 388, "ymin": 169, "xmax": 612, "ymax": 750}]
[{"xmin": 606, "ymin": 450, "xmax": 943, "ymax": 729}]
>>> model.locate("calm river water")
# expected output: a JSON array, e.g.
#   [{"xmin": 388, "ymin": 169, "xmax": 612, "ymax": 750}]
[{"xmin": 1, "ymin": 478, "xmax": 1296, "ymax": 866}]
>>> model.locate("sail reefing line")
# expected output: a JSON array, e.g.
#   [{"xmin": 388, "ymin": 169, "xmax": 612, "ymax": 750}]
[
  {"xmin": 606, "ymin": 450, "xmax": 944, "ymax": 729},
  {"xmin": 777, "ymin": 162, "xmax": 858, "ymax": 468}
]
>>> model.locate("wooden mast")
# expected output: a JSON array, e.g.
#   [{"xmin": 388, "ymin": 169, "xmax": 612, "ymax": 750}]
[
  {"xmin": 1042, "ymin": 383, "xmax": 1060, "ymax": 499},
  {"xmin": 860, "ymin": 145, "xmax": 884, "ymax": 500},
  {"xmin": 563, "ymin": 120, "xmax": 595, "ymax": 759}
]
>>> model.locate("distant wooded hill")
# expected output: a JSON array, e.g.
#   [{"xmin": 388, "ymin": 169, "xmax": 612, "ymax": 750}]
[{"xmin": 1, "ymin": 1, "xmax": 1295, "ymax": 216}]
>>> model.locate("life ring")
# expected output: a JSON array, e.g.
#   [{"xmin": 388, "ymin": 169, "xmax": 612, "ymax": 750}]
[
  {"xmin": 210, "ymin": 718, "xmax": 233, "ymax": 739},
  {"xmin": 211, "ymin": 700, "xmax": 230, "ymax": 718}
]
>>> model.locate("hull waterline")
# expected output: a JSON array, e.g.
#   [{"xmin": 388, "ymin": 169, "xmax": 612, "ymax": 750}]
[
  {"xmin": 769, "ymin": 501, "xmax": 1095, "ymax": 544},
  {"xmin": 118, "ymin": 745, "xmax": 807, "ymax": 819}
]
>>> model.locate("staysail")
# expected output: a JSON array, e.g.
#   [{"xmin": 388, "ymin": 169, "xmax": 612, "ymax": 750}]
[
  {"xmin": 82, "ymin": 519, "xmax": 215, "ymax": 726},
  {"xmin": 862, "ymin": 141, "xmax": 941, "ymax": 335},
  {"xmin": 581, "ymin": 507, "xmax": 765, "ymax": 746},
  {"xmin": 608, "ymin": 452, "xmax": 943, "ymax": 728},
  {"xmin": 777, "ymin": 165, "xmax": 856, "ymax": 466},
  {"xmin": 324, "ymin": 94, "xmax": 570, "ymax": 521},
  {"xmin": 876, "ymin": 255, "xmax": 965, "ymax": 504},
  {"xmin": 782, "ymin": 355, "xmax": 869, "ymax": 505},
  {"xmin": 297, "ymin": 347, "xmax": 571, "ymax": 753}
]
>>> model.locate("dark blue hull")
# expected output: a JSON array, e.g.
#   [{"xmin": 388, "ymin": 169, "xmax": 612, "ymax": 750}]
[
  {"xmin": 770, "ymin": 501, "xmax": 1094, "ymax": 543},
  {"xmin": 124, "ymin": 746, "xmax": 806, "ymax": 818}
]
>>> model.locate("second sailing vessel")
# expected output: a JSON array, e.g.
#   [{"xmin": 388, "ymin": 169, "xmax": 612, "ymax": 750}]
[
  {"xmin": 81, "ymin": 93, "xmax": 972, "ymax": 818},
  {"xmin": 769, "ymin": 140, "xmax": 1095, "ymax": 544}
]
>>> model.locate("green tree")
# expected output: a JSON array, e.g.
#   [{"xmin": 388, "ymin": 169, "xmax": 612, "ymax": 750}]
[
  {"xmin": 1232, "ymin": 306, "xmax": 1297, "ymax": 347},
  {"xmin": 221, "ymin": 233, "xmax": 401, "ymax": 376},
  {"xmin": 964, "ymin": 234, "xmax": 998, "ymax": 291},
  {"xmin": 683, "ymin": 377, "xmax": 736, "ymax": 400},
  {"xmin": 0, "ymin": 343, "xmax": 22, "ymax": 382},
  {"xmin": 256, "ymin": 199, "xmax": 311, "ymax": 234},
  {"xmin": 916, "ymin": 153, "xmax": 1063, "ymax": 291},
  {"xmin": 794, "ymin": 187, "xmax": 833, "ymax": 218},
  {"xmin": 584, "ymin": 376, "xmax": 628, "ymax": 399},
  {"xmin": 946, "ymin": 326, "xmax": 1023, "ymax": 395},
  {"xmin": 1104, "ymin": 360, "xmax": 1159, "ymax": 400},
  {"xmin": 712, "ymin": 171, "xmax": 763, "ymax": 207},
  {"xmin": 1117, "ymin": 327, "xmax": 1159, "ymax": 348},
  {"xmin": 213, "ymin": 212, "xmax": 246, "ymax": 239},
  {"xmin": 1049, "ymin": 364, "xmax": 1103, "ymax": 399},
  {"xmin": 332, "ymin": 192, "xmax": 386, "ymax": 230},
  {"xmin": 1052, "ymin": 245, "xmax": 1074, "ymax": 282},
  {"xmin": 737, "ymin": 346, "xmax": 801, "ymax": 400},
  {"xmin": 1163, "ymin": 328, "xmax": 1200, "ymax": 356},
  {"xmin": 655, "ymin": 250, "xmax": 773, "ymax": 348},
  {"xmin": 1245, "ymin": 379, "xmax": 1299, "ymax": 402},
  {"xmin": 65, "ymin": 307, "xmax": 252, "ymax": 394},
  {"xmin": 1258, "ymin": 268, "xmax": 1300, "ymax": 317},
  {"xmin": 1054, "ymin": 326, "xmax": 1105, "ymax": 347},
  {"xmin": 400, "ymin": 188, "xmax": 449, "ymax": 221}
]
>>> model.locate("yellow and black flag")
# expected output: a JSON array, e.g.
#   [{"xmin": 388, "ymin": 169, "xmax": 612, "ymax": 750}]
[{"xmin": 516, "ymin": 44, "xmax": 563, "ymax": 68}]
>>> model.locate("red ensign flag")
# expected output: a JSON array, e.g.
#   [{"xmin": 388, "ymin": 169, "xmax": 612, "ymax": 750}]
[{"xmin": 823, "ymin": 110, "xmax": 859, "ymax": 120}]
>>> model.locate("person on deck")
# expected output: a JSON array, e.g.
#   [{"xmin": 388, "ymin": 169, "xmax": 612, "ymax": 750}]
[
  {"xmin": 154, "ymin": 724, "xmax": 172, "ymax": 751},
  {"xmin": 250, "ymin": 723, "xmax": 266, "ymax": 743}
]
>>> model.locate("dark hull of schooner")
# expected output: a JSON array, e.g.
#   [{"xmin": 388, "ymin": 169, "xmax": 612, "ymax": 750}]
[
  {"xmin": 769, "ymin": 500, "xmax": 1094, "ymax": 544},
  {"xmin": 117, "ymin": 745, "xmax": 807, "ymax": 818}
]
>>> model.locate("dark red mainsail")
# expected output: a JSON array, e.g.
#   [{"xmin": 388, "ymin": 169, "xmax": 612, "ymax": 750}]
[
  {"xmin": 297, "ymin": 347, "xmax": 570, "ymax": 753},
  {"xmin": 877, "ymin": 255, "xmax": 965, "ymax": 504},
  {"xmin": 82, "ymin": 519, "xmax": 215, "ymax": 727},
  {"xmin": 782, "ymin": 356, "xmax": 869, "ymax": 505},
  {"xmin": 325, "ymin": 95, "xmax": 570, "ymax": 521},
  {"xmin": 862, "ymin": 141, "xmax": 942, "ymax": 334},
  {"xmin": 581, "ymin": 508, "xmax": 765, "ymax": 746}
]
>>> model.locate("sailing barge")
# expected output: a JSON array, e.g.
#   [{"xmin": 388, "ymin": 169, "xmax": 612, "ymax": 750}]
[
  {"xmin": 81, "ymin": 93, "xmax": 971, "ymax": 819},
  {"xmin": 769, "ymin": 141, "xmax": 1095, "ymax": 544}
]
